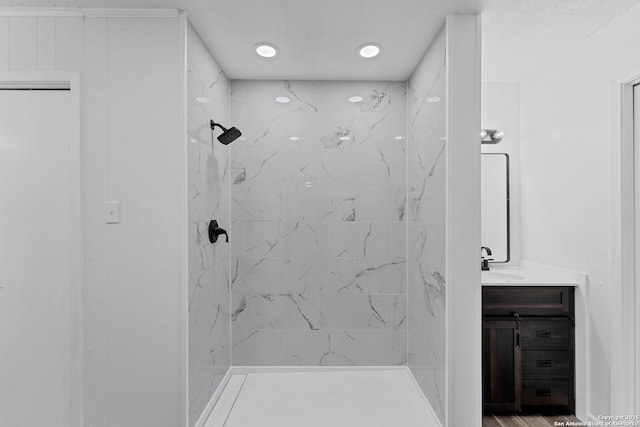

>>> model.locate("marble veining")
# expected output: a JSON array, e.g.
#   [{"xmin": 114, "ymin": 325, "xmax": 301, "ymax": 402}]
[
  {"xmin": 187, "ymin": 23, "xmax": 231, "ymax": 426},
  {"xmin": 285, "ymin": 81, "xmax": 318, "ymax": 112},
  {"xmin": 230, "ymin": 80, "xmax": 407, "ymax": 367},
  {"xmin": 419, "ymin": 264, "xmax": 446, "ymax": 317},
  {"xmin": 407, "ymin": 28, "xmax": 447, "ymax": 424}
]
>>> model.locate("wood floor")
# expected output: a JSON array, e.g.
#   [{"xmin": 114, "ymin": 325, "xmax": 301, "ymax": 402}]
[{"xmin": 483, "ymin": 414, "xmax": 581, "ymax": 427}]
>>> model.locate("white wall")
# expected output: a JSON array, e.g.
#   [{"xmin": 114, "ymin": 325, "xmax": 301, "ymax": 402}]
[
  {"xmin": 481, "ymin": 82, "xmax": 521, "ymax": 266},
  {"xmin": 483, "ymin": 1, "xmax": 640, "ymax": 418},
  {"xmin": 517, "ymin": 56, "xmax": 613, "ymax": 422},
  {"xmin": 0, "ymin": 11, "xmax": 186, "ymax": 427},
  {"xmin": 445, "ymin": 14, "xmax": 482, "ymax": 427}
]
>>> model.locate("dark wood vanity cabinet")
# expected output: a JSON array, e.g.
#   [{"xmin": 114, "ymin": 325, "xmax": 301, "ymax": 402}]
[{"xmin": 482, "ymin": 286, "xmax": 575, "ymax": 414}]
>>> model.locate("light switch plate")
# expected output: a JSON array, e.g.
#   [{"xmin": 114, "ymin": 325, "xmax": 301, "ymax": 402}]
[{"xmin": 105, "ymin": 201, "xmax": 120, "ymax": 224}]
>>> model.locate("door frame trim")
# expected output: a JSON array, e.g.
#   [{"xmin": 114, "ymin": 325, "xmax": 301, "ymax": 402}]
[
  {"xmin": 0, "ymin": 71, "xmax": 83, "ymax": 427},
  {"xmin": 612, "ymin": 76, "xmax": 640, "ymax": 415}
]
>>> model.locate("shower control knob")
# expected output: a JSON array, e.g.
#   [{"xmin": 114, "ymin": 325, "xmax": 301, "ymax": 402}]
[{"xmin": 208, "ymin": 220, "xmax": 229, "ymax": 243}]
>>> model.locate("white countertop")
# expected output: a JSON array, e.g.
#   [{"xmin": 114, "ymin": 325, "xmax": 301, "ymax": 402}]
[{"xmin": 481, "ymin": 261, "xmax": 586, "ymax": 286}]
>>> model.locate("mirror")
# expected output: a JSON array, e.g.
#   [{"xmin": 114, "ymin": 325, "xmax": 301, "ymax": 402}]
[{"xmin": 481, "ymin": 153, "xmax": 510, "ymax": 263}]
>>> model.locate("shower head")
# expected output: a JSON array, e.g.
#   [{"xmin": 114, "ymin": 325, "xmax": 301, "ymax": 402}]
[
  {"xmin": 210, "ymin": 120, "xmax": 242, "ymax": 145},
  {"xmin": 217, "ymin": 126, "xmax": 242, "ymax": 145}
]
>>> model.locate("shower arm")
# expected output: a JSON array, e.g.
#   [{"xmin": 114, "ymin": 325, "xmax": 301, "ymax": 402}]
[
  {"xmin": 210, "ymin": 120, "xmax": 228, "ymax": 132},
  {"xmin": 210, "ymin": 119, "xmax": 242, "ymax": 145}
]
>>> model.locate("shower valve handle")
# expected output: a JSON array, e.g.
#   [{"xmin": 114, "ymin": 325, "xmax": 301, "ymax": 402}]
[{"xmin": 208, "ymin": 220, "xmax": 229, "ymax": 243}]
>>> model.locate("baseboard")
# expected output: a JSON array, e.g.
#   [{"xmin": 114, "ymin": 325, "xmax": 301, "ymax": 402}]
[
  {"xmin": 193, "ymin": 368, "xmax": 234, "ymax": 427},
  {"xmin": 405, "ymin": 368, "xmax": 444, "ymax": 427}
]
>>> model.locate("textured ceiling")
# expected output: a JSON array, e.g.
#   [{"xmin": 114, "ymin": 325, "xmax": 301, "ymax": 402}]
[
  {"xmin": 0, "ymin": 0, "xmax": 482, "ymax": 80},
  {"xmin": 482, "ymin": 0, "xmax": 640, "ymax": 81}
]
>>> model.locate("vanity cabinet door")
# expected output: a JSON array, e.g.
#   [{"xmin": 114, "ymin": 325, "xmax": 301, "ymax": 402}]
[{"xmin": 483, "ymin": 318, "xmax": 521, "ymax": 412}]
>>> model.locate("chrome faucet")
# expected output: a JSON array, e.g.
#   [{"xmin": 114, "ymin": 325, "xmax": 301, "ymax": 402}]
[{"xmin": 481, "ymin": 246, "xmax": 493, "ymax": 271}]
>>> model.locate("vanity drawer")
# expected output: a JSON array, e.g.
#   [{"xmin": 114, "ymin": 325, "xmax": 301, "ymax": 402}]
[
  {"xmin": 522, "ymin": 379, "xmax": 570, "ymax": 407},
  {"xmin": 520, "ymin": 318, "xmax": 571, "ymax": 349},
  {"xmin": 483, "ymin": 287, "xmax": 572, "ymax": 316},
  {"xmin": 522, "ymin": 350, "xmax": 571, "ymax": 377}
]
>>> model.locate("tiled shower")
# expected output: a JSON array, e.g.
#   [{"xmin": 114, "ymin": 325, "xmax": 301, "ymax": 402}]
[
  {"xmin": 229, "ymin": 79, "xmax": 408, "ymax": 367},
  {"xmin": 188, "ymin": 22, "xmax": 447, "ymax": 426}
]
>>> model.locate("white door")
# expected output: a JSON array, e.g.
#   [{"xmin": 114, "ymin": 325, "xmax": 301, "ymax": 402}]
[{"xmin": 0, "ymin": 88, "xmax": 80, "ymax": 427}]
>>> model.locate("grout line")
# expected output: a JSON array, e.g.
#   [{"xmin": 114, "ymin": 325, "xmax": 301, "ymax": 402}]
[
  {"xmin": 35, "ymin": 17, "xmax": 39, "ymax": 69},
  {"xmin": 105, "ymin": 18, "xmax": 112, "ymax": 427},
  {"xmin": 228, "ymin": 77, "xmax": 233, "ymax": 368},
  {"xmin": 405, "ymin": 79, "xmax": 410, "ymax": 367},
  {"xmin": 6, "ymin": 17, "xmax": 10, "ymax": 70},
  {"xmin": 53, "ymin": 16, "xmax": 57, "ymax": 69}
]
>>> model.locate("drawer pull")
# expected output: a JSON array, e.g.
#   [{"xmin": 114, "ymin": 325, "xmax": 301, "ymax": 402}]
[
  {"xmin": 536, "ymin": 389, "xmax": 551, "ymax": 397},
  {"xmin": 536, "ymin": 359, "xmax": 552, "ymax": 368},
  {"xmin": 536, "ymin": 330, "xmax": 551, "ymax": 338}
]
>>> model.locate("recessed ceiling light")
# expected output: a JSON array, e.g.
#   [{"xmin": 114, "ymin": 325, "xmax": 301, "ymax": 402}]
[
  {"xmin": 255, "ymin": 43, "xmax": 278, "ymax": 58},
  {"xmin": 289, "ymin": 136, "xmax": 300, "ymax": 141},
  {"xmin": 358, "ymin": 43, "xmax": 381, "ymax": 58},
  {"xmin": 394, "ymin": 136, "xmax": 404, "ymax": 140},
  {"xmin": 427, "ymin": 96, "xmax": 441, "ymax": 103},
  {"xmin": 338, "ymin": 136, "xmax": 350, "ymax": 141},
  {"xmin": 189, "ymin": 138, "xmax": 198, "ymax": 143},
  {"xmin": 195, "ymin": 97, "xmax": 210, "ymax": 103},
  {"xmin": 275, "ymin": 96, "xmax": 290, "ymax": 103},
  {"xmin": 348, "ymin": 96, "xmax": 363, "ymax": 103}
]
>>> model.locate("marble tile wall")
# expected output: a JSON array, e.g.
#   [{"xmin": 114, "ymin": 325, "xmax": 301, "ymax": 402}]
[
  {"xmin": 407, "ymin": 28, "xmax": 447, "ymax": 424},
  {"xmin": 187, "ymin": 23, "xmax": 231, "ymax": 426},
  {"xmin": 229, "ymin": 80, "xmax": 408, "ymax": 366}
]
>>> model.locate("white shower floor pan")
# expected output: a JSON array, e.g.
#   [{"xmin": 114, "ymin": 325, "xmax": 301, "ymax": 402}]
[{"xmin": 202, "ymin": 368, "xmax": 441, "ymax": 427}]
